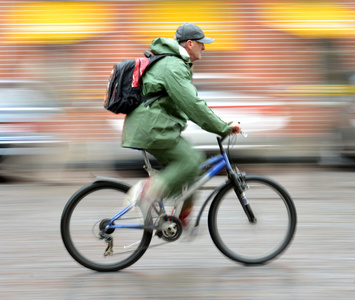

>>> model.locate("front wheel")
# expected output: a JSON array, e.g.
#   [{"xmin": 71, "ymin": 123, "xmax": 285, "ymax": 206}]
[
  {"xmin": 60, "ymin": 180, "xmax": 152, "ymax": 272},
  {"xmin": 208, "ymin": 175, "xmax": 297, "ymax": 265}
]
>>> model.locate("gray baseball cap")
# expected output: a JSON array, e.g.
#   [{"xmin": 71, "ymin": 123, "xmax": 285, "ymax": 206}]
[{"xmin": 174, "ymin": 23, "xmax": 215, "ymax": 44}]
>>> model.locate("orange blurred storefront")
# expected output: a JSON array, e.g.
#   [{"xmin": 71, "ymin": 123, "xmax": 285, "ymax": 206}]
[{"xmin": 1, "ymin": 0, "xmax": 355, "ymax": 161}]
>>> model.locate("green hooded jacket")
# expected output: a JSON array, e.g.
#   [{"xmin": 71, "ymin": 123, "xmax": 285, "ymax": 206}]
[{"xmin": 121, "ymin": 37, "xmax": 233, "ymax": 149}]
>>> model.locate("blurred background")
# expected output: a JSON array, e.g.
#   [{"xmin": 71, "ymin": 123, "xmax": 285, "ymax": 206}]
[{"xmin": 1, "ymin": 0, "xmax": 355, "ymax": 182}]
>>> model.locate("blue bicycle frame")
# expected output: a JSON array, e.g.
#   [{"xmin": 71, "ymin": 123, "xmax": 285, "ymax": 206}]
[{"xmin": 104, "ymin": 137, "xmax": 247, "ymax": 231}]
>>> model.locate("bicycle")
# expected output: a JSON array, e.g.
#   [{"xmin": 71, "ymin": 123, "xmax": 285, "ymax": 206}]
[{"xmin": 60, "ymin": 132, "xmax": 297, "ymax": 272}]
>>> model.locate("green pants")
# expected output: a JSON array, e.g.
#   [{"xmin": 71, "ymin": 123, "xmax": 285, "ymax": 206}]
[{"xmin": 147, "ymin": 137, "xmax": 205, "ymax": 198}]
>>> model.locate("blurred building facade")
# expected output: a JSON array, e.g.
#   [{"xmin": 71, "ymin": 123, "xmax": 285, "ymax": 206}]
[{"xmin": 1, "ymin": 0, "xmax": 355, "ymax": 176}]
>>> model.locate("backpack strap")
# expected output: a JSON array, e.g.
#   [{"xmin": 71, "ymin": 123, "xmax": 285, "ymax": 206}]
[
  {"xmin": 143, "ymin": 92, "xmax": 167, "ymax": 107},
  {"xmin": 142, "ymin": 52, "xmax": 184, "ymax": 108}
]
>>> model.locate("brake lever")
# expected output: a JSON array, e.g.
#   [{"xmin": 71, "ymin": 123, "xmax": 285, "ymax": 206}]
[
  {"xmin": 220, "ymin": 130, "xmax": 248, "ymax": 143},
  {"xmin": 240, "ymin": 130, "xmax": 248, "ymax": 138}
]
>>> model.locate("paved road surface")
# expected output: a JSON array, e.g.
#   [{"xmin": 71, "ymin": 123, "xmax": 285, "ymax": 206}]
[{"xmin": 1, "ymin": 166, "xmax": 354, "ymax": 299}]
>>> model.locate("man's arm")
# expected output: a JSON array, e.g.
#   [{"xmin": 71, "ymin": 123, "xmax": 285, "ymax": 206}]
[{"xmin": 163, "ymin": 60, "xmax": 233, "ymax": 137}]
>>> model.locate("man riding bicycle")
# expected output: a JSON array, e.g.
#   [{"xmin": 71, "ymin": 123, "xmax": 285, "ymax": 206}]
[{"xmin": 122, "ymin": 23, "xmax": 241, "ymax": 226}]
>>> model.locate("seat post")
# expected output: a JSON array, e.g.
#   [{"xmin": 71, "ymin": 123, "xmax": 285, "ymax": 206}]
[{"xmin": 142, "ymin": 150, "xmax": 157, "ymax": 176}]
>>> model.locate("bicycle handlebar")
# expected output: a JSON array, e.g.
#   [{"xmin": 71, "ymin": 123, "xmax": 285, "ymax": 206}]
[{"xmin": 220, "ymin": 130, "xmax": 248, "ymax": 143}]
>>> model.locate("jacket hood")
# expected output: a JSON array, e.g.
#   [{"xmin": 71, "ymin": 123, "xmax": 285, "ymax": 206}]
[{"xmin": 150, "ymin": 37, "xmax": 191, "ymax": 63}]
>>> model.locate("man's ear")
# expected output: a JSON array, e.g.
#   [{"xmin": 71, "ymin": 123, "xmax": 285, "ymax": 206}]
[{"xmin": 185, "ymin": 40, "xmax": 193, "ymax": 49}]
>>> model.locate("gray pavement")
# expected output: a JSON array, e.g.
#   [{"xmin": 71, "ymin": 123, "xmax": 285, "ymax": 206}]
[{"xmin": 1, "ymin": 166, "xmax": 354, "ymax": 299}]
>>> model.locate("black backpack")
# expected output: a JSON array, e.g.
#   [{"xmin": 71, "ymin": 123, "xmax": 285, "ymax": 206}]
[{"xmin": 104, "ymin": 51, "xmax": 177, "ymax": 114}]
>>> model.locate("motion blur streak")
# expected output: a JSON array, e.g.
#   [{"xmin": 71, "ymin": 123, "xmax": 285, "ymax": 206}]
[{"xmin": 0, "ymin": 0, "xmax": 355, "ymax": 181}]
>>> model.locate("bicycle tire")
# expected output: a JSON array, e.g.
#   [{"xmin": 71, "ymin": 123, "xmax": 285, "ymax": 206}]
[
  {"xmin": 208, "ymin": 174, "xmax": 297, "ymax": 265},
  {"xmin": 60, "ymin": 180, "xmax": 152, "ymax": 272}
]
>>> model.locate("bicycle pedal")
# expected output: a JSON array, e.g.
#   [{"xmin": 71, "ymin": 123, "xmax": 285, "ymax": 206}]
[{"xmin": 181, "ymin": 225, "xmax": 199, "ymax": 242}]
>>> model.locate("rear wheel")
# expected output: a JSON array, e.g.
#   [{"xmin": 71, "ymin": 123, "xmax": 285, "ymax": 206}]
[
  {"xmin": 60, "ymin": 180, "xmax": 152, "ymax": 272},
  {"xmin": 208, "ymin": 175, "xmax": 297, "ymax": 265}
]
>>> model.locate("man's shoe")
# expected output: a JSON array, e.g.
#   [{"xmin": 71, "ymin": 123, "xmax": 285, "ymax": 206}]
[{"xmin": 124, "ymin": 179, "xmax": 154, "ymax": 217}]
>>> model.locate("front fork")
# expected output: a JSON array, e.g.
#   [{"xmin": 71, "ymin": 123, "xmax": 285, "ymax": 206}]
[{"xmin": 230, "ymin": 171, "xmax": 257, "ymax": 223}]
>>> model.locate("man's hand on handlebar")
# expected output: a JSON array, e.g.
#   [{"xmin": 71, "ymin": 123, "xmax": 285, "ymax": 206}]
[
  {"xmin": 230, "ymin": 123, "xmax": 248, "ymax": 137},
  {"xmin": 230, "ymin": 123, "xmax": 242, "ymax": 134}
]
